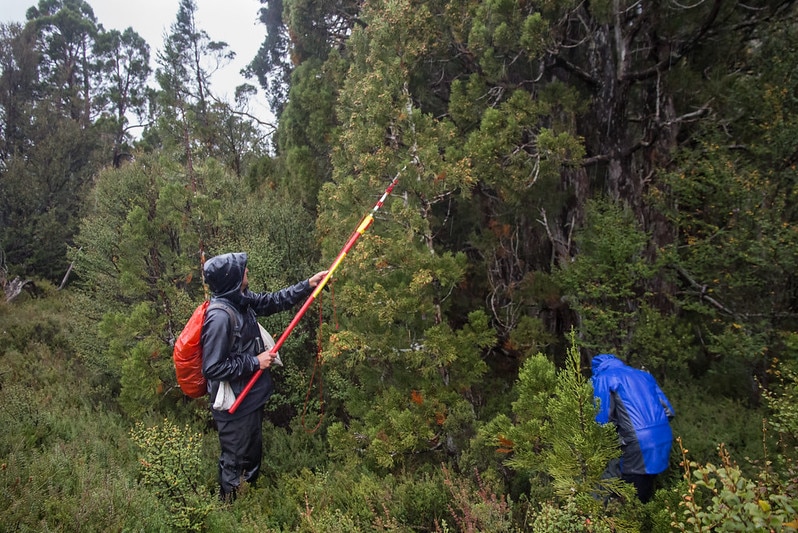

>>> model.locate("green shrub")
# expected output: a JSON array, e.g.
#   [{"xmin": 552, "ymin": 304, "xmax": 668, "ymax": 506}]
[
  {"xmin": 0, "ymin": 442, "xmax": 172, "ymax": 532},
  {"xmin": 130, "ymin": 419, "xmax": 216, "ymax": 531},
  {"xmin": 669, "ymin": 439, "xmax": 798, "ymax": 532},
  {"xmin": 242, "ymin": 466, "xmax": 374, "ymax": 530},
  {"xmin": 394, "ymin": 469, "xmax": 451, "ymax": 528},
  {"xmin": 440, "ymin": 464, "xmax": 517, "ymax": 532},
  {"xmin": 530, "ymin": 495, "xmax": 612, "ymax": 533},
  {"xmin": 667, "ymin": 381, "xmax": 770, "ymax": 471},
  {"xmin": 626, "ymin": 305, "xmax": 699, "ymax": 380},
  {"xmin": 481, "ymin": 333, "xmax": 626, "ymax": 502},
  {"xmin": 0, "ymin": 282, "xmax": 71, "ymax": 357},
  {"xmin": 258, "ymin": 420, "xmax": 331, "ymax": 481},
  {"xmin": 555, "ymin": 200, "xmax": 662, "ymax": 354},
  {"xmin": 762, "ymin": 331, "xmax": 798, "ymax": 440},
  {"xmin": 0, "ymin": 335, "xmax": 172, "ymax": 531},
  {"xmin": 296, "ymin": 507, "xmax": 364, "ymax": 533},
  {"xmin": 233, "ymin": 461, "xmax": 452, "ymax": 531}
]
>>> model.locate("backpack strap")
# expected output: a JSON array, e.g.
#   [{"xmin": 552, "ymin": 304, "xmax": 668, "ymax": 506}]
[{"xmin": 207, "ymin": 300, "xmax": 242, "ymax": 353}]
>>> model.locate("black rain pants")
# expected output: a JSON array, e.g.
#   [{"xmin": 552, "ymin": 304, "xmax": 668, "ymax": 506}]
[
  {"xmin": 216, "ymin": 406, "xmax": 263, "ymax": 500},
  {"xmin": 622, "ymin": 472, "xmax": 657, "ymax": 503}
]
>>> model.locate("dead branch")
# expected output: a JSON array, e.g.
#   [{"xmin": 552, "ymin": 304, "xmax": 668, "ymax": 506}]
[
  {"xmin": 4, "ymin": 276, "xmax": 32, "ymax": 302},
  {"xmin": 673, "ymin": 264, "xmax": 736, "ymax": 316}
]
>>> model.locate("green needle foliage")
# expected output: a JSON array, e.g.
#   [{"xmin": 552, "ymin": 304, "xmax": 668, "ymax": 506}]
[
  {"xmin": 131, "ymin": 419, "xmax": 216, "ymax": 531},
  {"xmin": 491, "ymin": 332, "xmax": 631, "ymax": 495},
  {"xmin": 540, "ymin": 335, "xmax": 623, "ymax": 499}
]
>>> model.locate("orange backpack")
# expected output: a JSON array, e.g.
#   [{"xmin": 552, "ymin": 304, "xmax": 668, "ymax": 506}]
[{"xmin": 173, "ymin": 300, "xmax": 239, "ymax": 398}]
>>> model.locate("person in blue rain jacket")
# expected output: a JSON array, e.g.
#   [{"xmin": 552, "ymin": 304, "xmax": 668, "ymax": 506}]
[{"xmin": 591, "ymin": 353, "xmax": 675, "ymax": 503}]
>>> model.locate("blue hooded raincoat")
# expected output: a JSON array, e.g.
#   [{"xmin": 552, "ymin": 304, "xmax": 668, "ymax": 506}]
[{"xmin": 591, "ymin": 354, "xmax": 675, "ymax": 475}]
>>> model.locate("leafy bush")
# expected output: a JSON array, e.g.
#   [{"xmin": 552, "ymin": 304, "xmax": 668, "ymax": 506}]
[
  {"xmin": 762, "ymin": 331, "xmax": 798, "ymax": 439},
  {"xmin": 0, "ymin": 437, "xmax": 172, "ymax": 531},
  {"xmin": 626, "ymin": 304, "xmax": 699, "ymax": 380},
  {"xmin": 0, "ymin": 279, "xmax": 70, "ymax": 357},
  {"xmin": 226, "ymin": 459, "xmax": 454, "ymax": 531},
  {"xmin": 257, "ymin": 419, "xmax": 330, "ymax": 481},
  {"xmin": 670, "ymin": 438, "xmax": 798, "ymax": 531},
  {"xmin": 530, "ymin": 495, "xmax": 612, "ymax": 533},
  {"xmin": 131, "ymin": 419, "xmax": 216, "ymax": 531}
]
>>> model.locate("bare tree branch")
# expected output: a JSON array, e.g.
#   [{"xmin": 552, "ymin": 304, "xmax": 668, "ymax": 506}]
[{"xmin": 673, "ymin": 264, "xmax": 736, "ymax": 316}]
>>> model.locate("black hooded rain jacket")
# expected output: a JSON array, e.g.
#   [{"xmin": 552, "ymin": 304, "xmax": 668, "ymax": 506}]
[{"xmin": 200, "ymin": 252, "xmax": 312, "ymax": 421}]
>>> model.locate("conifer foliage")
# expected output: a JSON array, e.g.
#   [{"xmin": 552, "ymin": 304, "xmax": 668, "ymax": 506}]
[{"xmin": 2, "ymin": 0, "xmax": 798, "ymax": 530}]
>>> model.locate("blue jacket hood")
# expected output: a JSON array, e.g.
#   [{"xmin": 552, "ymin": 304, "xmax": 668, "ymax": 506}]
[
  {"xmin": 592, "ymin": 353, "xmax": 624, "ymax": 375},
  {"xmin": 204, "ymin": 252, "xmax": 247, "ymax": 300}
]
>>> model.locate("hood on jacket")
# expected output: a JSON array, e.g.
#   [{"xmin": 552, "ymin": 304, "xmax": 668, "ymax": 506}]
[
  {"xmin": 204, "ymin": 252, "xmax": 247, "ymax": 298},
  {"xmin": 591, "ymin": 353, "xmax": 625, "ymax": 376}
]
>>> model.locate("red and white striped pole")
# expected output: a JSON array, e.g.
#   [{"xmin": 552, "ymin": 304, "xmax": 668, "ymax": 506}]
[{"xmin": 229, "ymin": 175, "xmax": 400, "ymax": 414}]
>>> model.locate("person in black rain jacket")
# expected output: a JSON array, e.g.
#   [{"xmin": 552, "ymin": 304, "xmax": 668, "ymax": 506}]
[{"xmin": 201, "ymin": 252, "xmax": 327, "ymax": 501}]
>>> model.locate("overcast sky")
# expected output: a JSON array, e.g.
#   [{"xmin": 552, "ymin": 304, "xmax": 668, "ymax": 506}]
[{"xmin": 0, "ymin": 0, "xmax": 267, "ymax": 107}]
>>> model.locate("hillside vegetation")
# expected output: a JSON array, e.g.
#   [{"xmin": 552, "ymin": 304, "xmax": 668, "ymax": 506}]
[{"xmin": 2, "ymin": 0, "xmax": 798, "ymax": 531}]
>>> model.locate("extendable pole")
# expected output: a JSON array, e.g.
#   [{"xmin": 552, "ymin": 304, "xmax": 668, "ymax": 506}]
[{"xmin": 228, "ymin": 175, "xmax": 400, "ymax": 414}]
